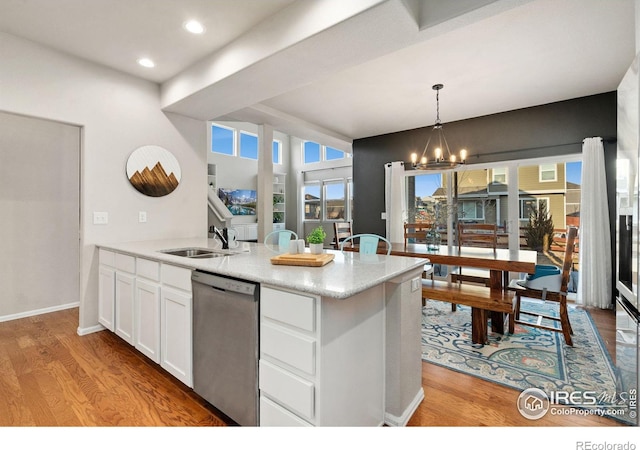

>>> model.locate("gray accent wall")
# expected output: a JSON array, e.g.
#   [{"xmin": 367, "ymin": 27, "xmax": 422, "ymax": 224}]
[{"xmin": 353, "ymin": 91, "xmax": 617, "ymax": 235}]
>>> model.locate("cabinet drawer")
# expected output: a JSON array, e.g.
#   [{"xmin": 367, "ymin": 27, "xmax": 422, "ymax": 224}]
[
  {"xmin": 99, "ymin": 249, "xmax": 115, "ymax": 267},
  {"xmin": 259, "ymin": 360, "xmax": 314, "ymax": 421},
  {"xmin": 161, "ymin": 264, "xmax": 192, "ymax": 292},
  {"xmin": 115, "ymin": 253, "xmax": 135, "ymax": 273},
  {"xmin": 261, "ymin": 286, "xmax": 315, "ymax": 332},
  {"xmin": 260, "ymin": 396, "xmax": 312, "ymax": 427},
  {"xmin": 261, "ymin": 323, "xmax": 316, "ymax": 375},
  {"xmin": 137, "ymin": 258, "xmax": 160, "ymax": 281}
]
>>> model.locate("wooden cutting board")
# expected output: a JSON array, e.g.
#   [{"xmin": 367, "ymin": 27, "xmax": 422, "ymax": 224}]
[{"xmin": 270, "ymin": 252, "xmax": 335, "ymax": 267}]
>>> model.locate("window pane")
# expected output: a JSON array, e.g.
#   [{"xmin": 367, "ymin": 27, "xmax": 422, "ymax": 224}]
[
  {"xmin": 407, "ymin": 173, "xmax": 443, "ymax": 223},
  {"xmin": 325, "ymin": 181, "xmax": 345, "ymax": 220},
  {"xmin": 539, "ymin": 163, "xmax": 557, "ymax": 181},
  {"xmin": 565, "ymin": 161, "xmax": 581, "ymax": 229},
  {"xmin": 304, "ymin": 141, "xmax": 321, "ymax": 164},
  {"xmin": 239, "ymin": 132, "xmax": 258, "ymax": 160},
  {"xmin": 211, "ymin": 125, "xmax": 234, "ymax": 155},
  {"xmin": 492, "ymin": 168, "xmax": 507, "ymax": 184},
  {"xmin": 326, "ymin": 147, "xmax": 344, "ymax": 160},
  {"xmin": 272, "ymin": 140, "xmax": 281, "ymax": 164},
  {"xmin": 304, "ymin": 184, "xmax": 321, "ymax": 220}
]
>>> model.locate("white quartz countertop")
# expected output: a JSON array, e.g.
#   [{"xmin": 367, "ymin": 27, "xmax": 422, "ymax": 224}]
[{"xmin": 98, "ymin": 237, "xmax": 428, "ymax": 299}]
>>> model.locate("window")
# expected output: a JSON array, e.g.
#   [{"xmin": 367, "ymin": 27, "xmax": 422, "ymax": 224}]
[
  {"xmin": 303, "ymin": 178, "xmax": 353, "ymax": 222},
  {"xmin": 239, "ymin": 132, "xmax": 258, "ymax": 160},
  {"xmin": 459, "ymin": 200, "xmax": 484, "ymax": 220},
  {"xmin": 519, "ymin": 197, "xmax": 549, "ymax": 220},
  {"xmin": 211, "ymin": 124, "xmax": 234, "ymax": 156},
  {"xmin": 326, "ymin": 146, "xmax": 345, "ymax": 161},
  {"xmin": 325, "ymin": 181, "xmax": 346, "ymax": 220},
  {"xmin": 304, "ymin": 141, "xmax": 321, "ymax": 164},
  {"xmin": 273, "ymin": 140, "xmax": 282, "ymax": 164},
  {"xmin": 303, "ymin": 141, "xmax": 349, "ymax": 164},
  {"xmin": 304, "ymin": 184, "xmax": 321, "ymax": 220},
  {"xmin": 539, "ymin": 163, "xmax": 557, "ymax": 182},
  {"xmin": 492, "ymin": 168, "xmax": 507, "ymax": 184}
]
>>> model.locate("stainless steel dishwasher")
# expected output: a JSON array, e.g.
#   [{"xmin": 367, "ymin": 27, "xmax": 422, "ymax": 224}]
[{"xmin": 191, "ymin": 270, "xmax": 259, "ymax": 426}]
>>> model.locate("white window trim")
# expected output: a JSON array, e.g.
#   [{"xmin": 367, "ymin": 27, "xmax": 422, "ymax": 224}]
[
  {"xmin": 238, "ymin": 130, "xmax": 258, "ymax": 161},
  {"xmin": 211, "ymin": 123, "xmax": 236, "ymax": 156},
  {"xmin": 539, "ymin": 163, "xmax": 557, "ymax": 182},
  {"xmin": 492, "ymin": 168, "xmax": 507, "ymax": 184},
  {"xmin": 303, "ymin": 140, "xmax": 346, "ymax": 165},
  {"xmin": 273, "ymin": 139, "xmax": 282, "ymax": 165}
]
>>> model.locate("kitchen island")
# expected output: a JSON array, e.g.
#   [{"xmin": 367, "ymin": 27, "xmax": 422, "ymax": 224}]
[{"xmin": 97, "ymin": 237, "xmax": 427, "ymax": 427}]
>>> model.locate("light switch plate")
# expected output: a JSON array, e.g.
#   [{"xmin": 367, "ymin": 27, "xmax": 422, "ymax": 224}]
[{"xmin": 93, "ymin": 212, "xmax": 108, "ymax": 225}]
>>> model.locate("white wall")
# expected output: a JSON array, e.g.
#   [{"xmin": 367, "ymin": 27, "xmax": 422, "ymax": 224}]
[{"xmin": 0, "ymin": 32, "xmax": 207, "ymax": 332}]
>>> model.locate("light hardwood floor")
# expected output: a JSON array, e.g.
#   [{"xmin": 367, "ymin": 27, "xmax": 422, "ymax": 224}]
[{"xmin": 0, "ymin": 306, "xmax": 626, "ymax": 427}]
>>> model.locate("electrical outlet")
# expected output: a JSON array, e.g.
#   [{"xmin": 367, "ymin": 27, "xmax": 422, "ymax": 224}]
[
  {"xmin": 139, "ymin": 211, "xmax": 147, "ymax": 223},
  {"xmin": 381, "ymin": 212, "xmax": 387, "ymax": 220},
  {"xmin": 411, "ymin": 277, "xmax": 421, "ymax": 292},
  {"xmin": 93, "ymin": 212, "xmax": 108, "ymax": 225}
]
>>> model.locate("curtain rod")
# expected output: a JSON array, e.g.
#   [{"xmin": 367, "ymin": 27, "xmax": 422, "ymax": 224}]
[{"xmin": 468, "ymin": 137, "xmax": 616, "ymax": 160}]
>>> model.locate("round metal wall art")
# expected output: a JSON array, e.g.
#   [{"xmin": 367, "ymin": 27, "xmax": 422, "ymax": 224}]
[{"xmin": 126, "ymin": 145, "xmax": 181, "ymax": 197}]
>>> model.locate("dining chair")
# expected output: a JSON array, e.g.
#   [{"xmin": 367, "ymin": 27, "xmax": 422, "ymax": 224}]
[
  {"xmin": 403, "ymin": 222, "xmax": 432, "ymax": 245},
  {"xmin": 452, "ymin": 222, "xmax": 498, "ymax": 285},
  {"xmin": 333, "ymin": 221, "xmax": 353, "ymax": 249},
  {"xmin": 403, "ymin": 222, "xmax": 435, "ymax": 279},
  {"xmin": 340, "ymin": 233, "xmax": 391, "ymax": 255},
  {"xmin": 264, "ymin": 229, "xmax": 298, "ymax": 251},
  {"xmin": 508, "ymin": 226, "xmax": 578, "ymax": 346}
]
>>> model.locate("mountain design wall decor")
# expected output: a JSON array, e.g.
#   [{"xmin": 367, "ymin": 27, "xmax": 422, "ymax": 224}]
[{"xmin": 126, "ymin": 145, "xmax": 181, "ymax": 197}]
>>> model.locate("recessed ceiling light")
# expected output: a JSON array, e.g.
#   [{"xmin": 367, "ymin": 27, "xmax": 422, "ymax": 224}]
[
  {"xmin": 183, "ymin": 20, "xmax": 205, "ymax": 34},
  {"xmin": 137, "ymin": 58, "xmax": 155, "ymax": 68}
]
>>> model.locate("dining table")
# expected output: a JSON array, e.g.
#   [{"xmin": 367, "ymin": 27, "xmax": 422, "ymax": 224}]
[{"xmin": 388, "ymin": 243, "xmax": 538, "ymax": 337}]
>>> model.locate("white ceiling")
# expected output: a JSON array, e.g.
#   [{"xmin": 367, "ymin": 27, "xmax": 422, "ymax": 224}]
[{"xmin": 0, "ymin": 0, "xmax": 637, "ymax": 149}]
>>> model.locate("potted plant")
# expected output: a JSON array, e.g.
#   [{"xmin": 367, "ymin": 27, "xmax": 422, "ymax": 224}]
[{"xmin": 306, "ymin": 226, "xmax": 326, "ymax": 254}]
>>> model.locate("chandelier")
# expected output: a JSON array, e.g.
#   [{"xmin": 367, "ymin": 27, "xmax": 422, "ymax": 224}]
[{"xmin": 410, "ymin": 83, "xmax": 467, "ymax": 170}]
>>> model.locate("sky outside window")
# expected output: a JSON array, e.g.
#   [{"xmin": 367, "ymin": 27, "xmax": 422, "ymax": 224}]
[
  {"xmin": 326, "ymin": 147, "xmax": 344, "ymax": 160},
  {"xmin": 304, "ymin": 141, "xmax": 321, "ymax": 163},
  {"xmin": 239, "ymin": 132, "xmax": 258, "ymax": 160},
  {"xmin": 211, "ymin": 125, "xmax": 234, "ymax": 155}
]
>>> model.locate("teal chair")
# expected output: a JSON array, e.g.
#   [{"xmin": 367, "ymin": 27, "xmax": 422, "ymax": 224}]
[
  {"xmin": 340, "ymin": 233, "xmax": 391, "ymax": 255},
  {"xmin": 264, "ymin": 229, "xmax": 298, "ymax": 251}
]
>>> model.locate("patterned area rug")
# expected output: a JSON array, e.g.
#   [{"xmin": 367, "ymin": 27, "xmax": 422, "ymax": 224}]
[{"xmin": 421, "ymin": 299, "xmax": 634, "ymax": 425}]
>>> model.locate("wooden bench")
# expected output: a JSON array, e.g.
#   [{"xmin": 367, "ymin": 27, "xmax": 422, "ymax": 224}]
[{"xmin": 422, "ymin": 279, "xmax": 516, "ymax": 345}]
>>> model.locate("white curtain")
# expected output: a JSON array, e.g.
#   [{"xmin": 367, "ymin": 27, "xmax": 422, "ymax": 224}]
[
  {"xmin": 577, "ymin": 137, "xmax": 612, "ymax": 308},
  {"xmin": 384, "ymin": 161, "xmax": 406, "ymax": 243}
]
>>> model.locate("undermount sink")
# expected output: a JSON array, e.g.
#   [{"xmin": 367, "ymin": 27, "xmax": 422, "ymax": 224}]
[{"xmin": 160, "ymin": 247, "xmax": 228, "ymax": 258}]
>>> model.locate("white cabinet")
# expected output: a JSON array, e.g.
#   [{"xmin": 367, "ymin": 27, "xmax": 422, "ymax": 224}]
[
  {"xmin": 259, "ymin": 284, "xmax": 385, "ymax": 427},
  {"xmin": 273, "ymin": 173, "xmax": 285, "ymax": 229},
  {"xmin": 160, "ymin": 264, "xmax": 193, "ymax": 387},
  {"xmin": 97, "ymin": 247, "xmax": 192, "ymax": 388},
  {"xmin": 114, "ymin": 253, "xmax": 136, "ymax": 345},
  {"xmin": 98, "ymin": 251, "xmax": 115, "ymax": 331},
  {"xmin": 135, "ymin": 258, "xmax": 161, "ymax": 363},
  {"xmin": 232, "ymin": 223, "xmax": 259, "ymax": 241},
  {"xmin": 115, "ymin": 272, "xmax": 135, "ymax": 345}
]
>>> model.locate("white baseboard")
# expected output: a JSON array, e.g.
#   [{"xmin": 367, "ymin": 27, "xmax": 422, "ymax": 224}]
[
  {"xmin": 0, "ymin": 302, "xmax": 80, "ymax": 323},
  {"xmin": 384, "ymin": 387, "xmax": 425, "ymax": 427},
  {"xmin": 77, "ymin": 324, "xmax": 105, "ymax": 336}
]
